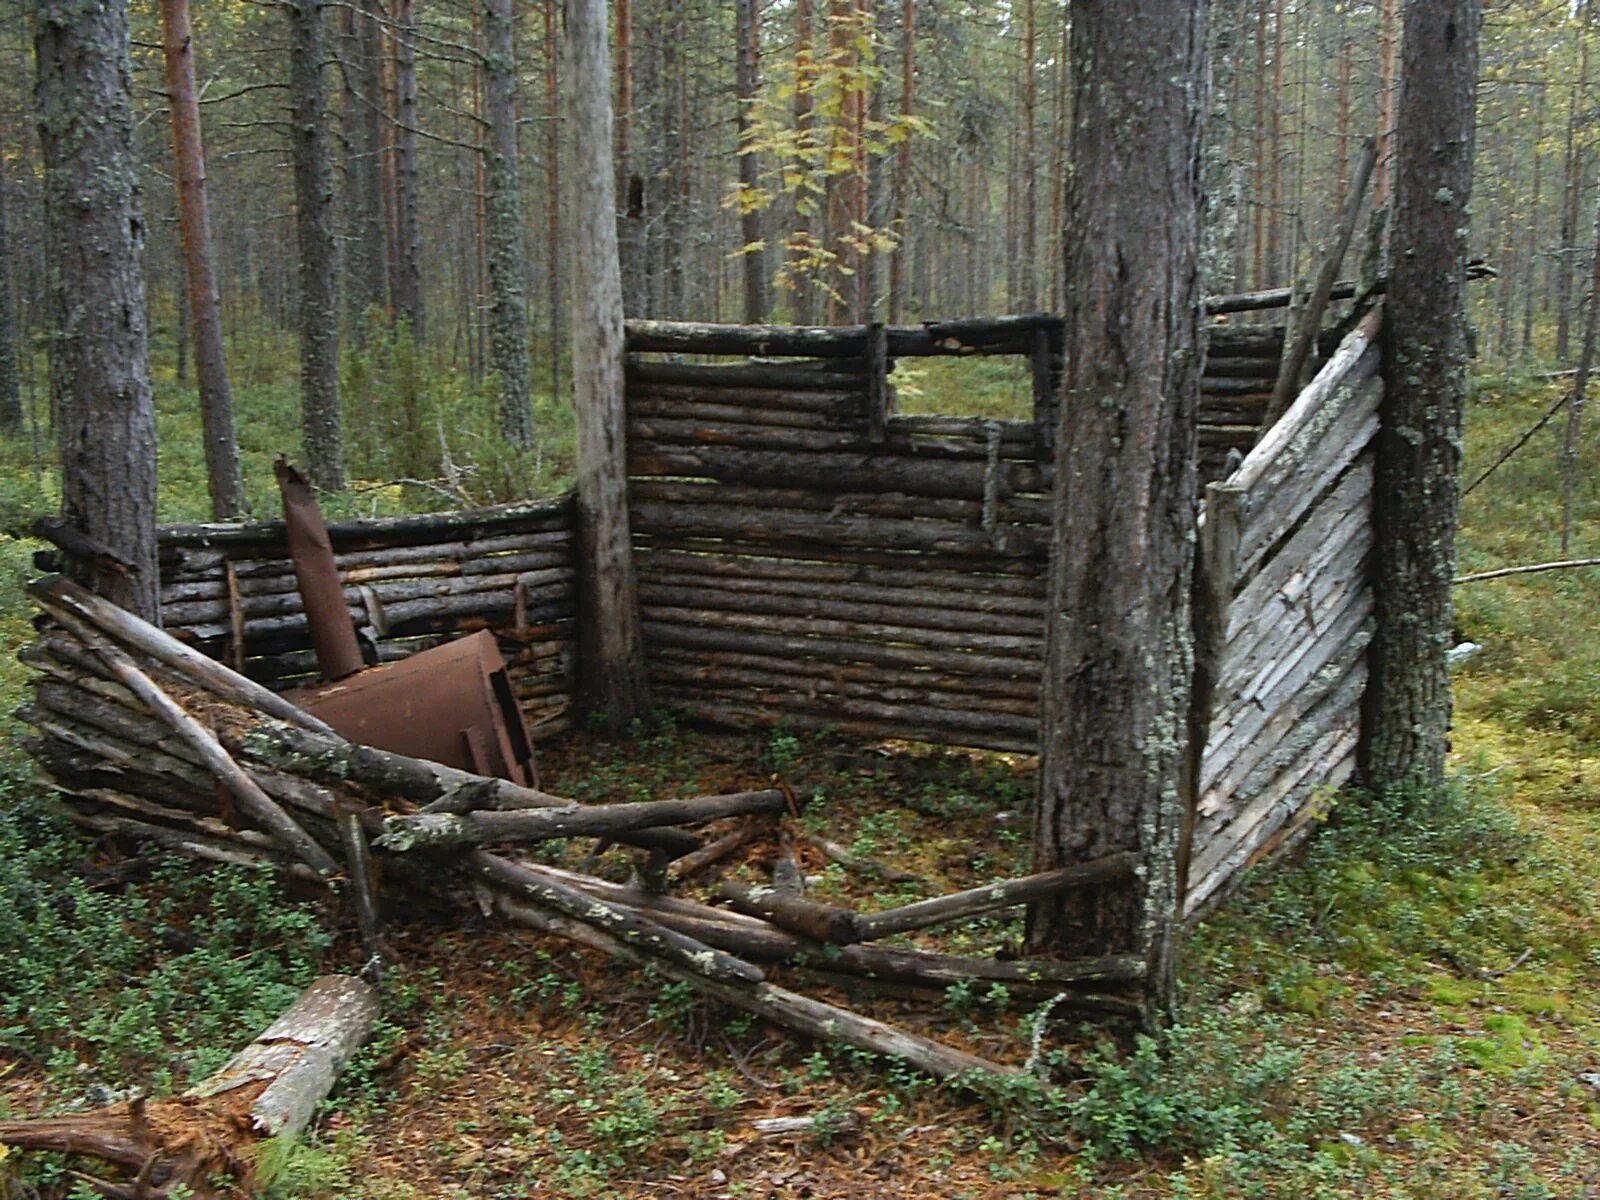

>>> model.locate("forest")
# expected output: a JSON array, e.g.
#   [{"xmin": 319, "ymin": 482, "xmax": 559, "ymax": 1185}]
[{"xmin": 2, "ymin": 0, "xmax": 1600, "ymax": 1197}]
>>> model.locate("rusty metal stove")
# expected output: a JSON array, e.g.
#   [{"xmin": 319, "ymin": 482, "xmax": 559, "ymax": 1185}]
[{"xmin": 275, "ymin": 457, "xmax": 538, "ymax": 787}]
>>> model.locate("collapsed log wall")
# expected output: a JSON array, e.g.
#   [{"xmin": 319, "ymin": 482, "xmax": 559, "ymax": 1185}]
[{"xmin": 145, "ymin": 497, "xmax": 576, "ymax": 741}]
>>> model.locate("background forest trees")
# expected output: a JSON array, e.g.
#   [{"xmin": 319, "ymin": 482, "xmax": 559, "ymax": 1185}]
[{"xmin": 0, "ymin": 0, "xmax": 1593, "ymax": 507}]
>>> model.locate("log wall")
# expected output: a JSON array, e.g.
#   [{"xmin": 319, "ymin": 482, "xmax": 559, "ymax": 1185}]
[
  {"xmin": 38, "ymin": 309, "xmax": 1379, "ymax": 912},
  {"xmin": 140, "ymin": 496, "xmax": 576, "ymax": 741},
  {"xmin": 623, "ymin": 316, "xmax": 1308, "ymax": 753}
]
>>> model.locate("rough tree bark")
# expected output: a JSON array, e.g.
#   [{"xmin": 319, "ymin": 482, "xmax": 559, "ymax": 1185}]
[
  {"xmin": 481, "ymin": 0, "xmax": 534, "ymax": 447},
  {"xmin": 735, "ymin": 0, "xmax": 769, "ymax": 324},
  {"xmin": 1028, "ymin": 0, "xmax": 1206, "ymax": 1020},
  {"xmin": 288, "ymin": 0, "xmax": 344, "ymax": 492},
  {"xmin": 1362, "ymin": 0, "xmax": 1482, "ymax": 794},
  {"xmin": 159, "ymin": 0, "xmax": 245, "ymax": 519},
  {"xmin": 563, "ymin": 0, "xmax": 652, "ymax": 729},
  {"xmin": 35, "ymin": 0, "xmax": 161, "ymax": 621},
  {"xmin": 0, "ymin": 155, "xmax": 21, "ymax": 430}
]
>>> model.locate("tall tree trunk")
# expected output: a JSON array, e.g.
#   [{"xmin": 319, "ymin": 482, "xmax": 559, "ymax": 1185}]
[
  {"xmin": 159, "ymin": 0, "xmax": 245, "ymax": 519},
  {"xmin": 392, "ymin": 0, "xmax": 425, "ymax": 341},
  {"xmin": 563, "ymin": 0, "xmax": 651, "ymax": 729},
  {"xmin": 545, "ymin": 0, "xmax": 562, "ymax": 400},
  {"xmin": 1557, "ymin": 26, "xmax": 1590, "ymax": 365},
  {"xmin": 791, "ymin": 0, "xmax": 816, "ymax": 324},
  {"xmin": 887, "ymin": 0, "xmax": 913, "ymax": 323},
  {"xmin": 1363, "ymin": 0, "xmax": 1482, "ymax": 794},
  {"xmin": 1019, "ymin": 0, "xmax": 1038, "ymax": 310},
  {"xmin": 35, "ymin": 0, "xmax": 160, "ymax": 620},
  {"xmin": 1523, "ymin": 87, "xmax": 1545, "ymax": 360},
  {"xmin": 1029, "ymin": 0, "xmax": 1205, "ymax": 1021},
  {"xmin": 1561, "ymin": 196, "xmax": 1600, "ymax": 553},
  {"xmin": 0, "ymin": 155, "xmax": 21, "ymax": 430},
  {"xmin": 343, "ymin": 0, "xmax": 389, "ymax": 322},
  {"xmin": 735, "ymin": 0, "xmax": 769, "ymax": 323},
  {"xmin": 288, "ymin": 0, "xmax": 344, "ymax": 492},
  {"xmin": 481, "ymin": 0, "xmax": 533, "ymax": 446}
]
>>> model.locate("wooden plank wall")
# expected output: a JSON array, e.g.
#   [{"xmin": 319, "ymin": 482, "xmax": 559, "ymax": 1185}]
[
  {"xmin": 624, "ymin": 317, "xmax": 1311, "ymax": 753},
  {"xmin": 1184, "ymin": 309, "xmax": 1384, "ymax": 915},
  {"xmin": 147, "ymin": 497, "xmax": 576, "ymax": 741}
]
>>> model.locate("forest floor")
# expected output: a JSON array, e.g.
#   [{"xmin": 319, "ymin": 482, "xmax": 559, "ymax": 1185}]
[{"xmin": 3, "ymin": 366, "xmax": 1600, "ymax": 1198}]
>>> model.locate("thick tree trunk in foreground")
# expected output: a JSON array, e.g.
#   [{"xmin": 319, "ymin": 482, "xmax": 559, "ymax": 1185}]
[
  {"xmin": 1362, "ymin": 0, "xmax": 1482, "ymax": 795},
  {"xmin": 288, "ymin": 0, "xmax": 344, "ymax": 492},
  {"xmin": 160, "ymin": 0, "xmax": 245, "ymax": 519},
  {"xmin": 563, "ymin": 0, "xmax": 651, "ymax": 729},
  {"xmin": 1029, "ymin": 0, "xmax": 1206, "ymax": 1019},
  {"xmin": 482, "ymin": 0, "xmax": 534, "ymax": 447},
  {"xmin": 35, "ymin": 0, "xmax": 160, "ymax": 621}
]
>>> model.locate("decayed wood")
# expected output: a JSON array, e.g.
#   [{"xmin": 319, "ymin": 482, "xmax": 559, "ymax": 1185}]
[
  {"xmin": 377, "ymin": 789, "xmax": 790, "ymax": 850},
  {"xmin": 649, "ymin": 646, "xmax": 1039, "ymax": 702},
  {"xmin": 642, "ymin": 604, "xmax": 1042, "ymax": 658},
  {"xmin": 0, "ymin": 976, "xmax": 378, "ymax": 1198},
  {"xmin": 668, "ymin": 816, "xmax": 770, "ymax": 882},
  {"xmin": 853, "ymin": 854, "xmax": 1137, "ymax": 941},
  {"xmin": 489, "ymin": 891, "xmax": 1023, "ymax": 1087},
  {"xmin": 718, "ymin": 879, "xmax": 863, "ymax": 943},
  {"xmin": 234, "ymin": 718, "xmax": 701, "ymax": 858},
  {"xmin": 630, "ymin": 477, "xmax": 1051, "ymax": 526},
  {"xmin": 647, "ymin": 661, "xmax": 1038, "ymax": 720},
  {"xmin": 38, "ymin": 606, "xmax": 341, "ymax": 881},
  {"xmin": 1235, "ymin": 308, "xmax": 1382, "ymax": 490},
  {"xmin": 336, "ymin": 798, "xmax": 385, "ymax": 968},
  {"xmin": 31, "ymin": 575, "xmax": 339, "ymax": 737},
  {"xmin": 626, "ymin": 358, "xmax": 868, "ymax": 390},
  {"xmin": 473, "ymin": 853, "xmax": 765, "ymax": 985},
  {"xmin": 801, "ymin": 833, "xmax": 922, "ymax": 883}
]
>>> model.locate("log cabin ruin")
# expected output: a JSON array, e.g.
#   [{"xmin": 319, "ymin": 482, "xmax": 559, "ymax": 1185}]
[{"xmin": 20, "ymin": 293, "xmax": 1385, "ymax": 1082}]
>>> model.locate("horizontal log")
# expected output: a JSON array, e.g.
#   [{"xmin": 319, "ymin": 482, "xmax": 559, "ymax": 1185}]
[
  {"xmin": 627, "ymin": 358, "xmax": 869, "ymax": 390},
  {"xmin": 637, "ymin": 547, "xmax": 1046, "ymax": 598},
  {"xmin": 630, "ymin": 478, "xmax": 1051, "ymax": 527},
  {"xmin": 630, "ymin": 396, "xmax": 866, "ymax": 432},
  {"xmin": 377, "ymin": 789, "xmax": 790, "ymax": 850},
  {"xmin": 658, "ymin": 696, "xmax": 1037, "ymax": 754},
  {"xmin": 629, "ymin": 445, "xmax": 1047, "ymax": 500},
  {"xmin": 640, "ymin": 583, "xmax": 1042, "ymax": 639},
  {"xmin": 718, "ymin": 880, "xmax": 865, "ymax": 944},
  {"xmin": 643, "ymin": 603, "xmax": 1041, "ymax": 656},
  {"xmin": 648, "ymin": 660, "xmax": 1038, "ymax": 719},
  {"xmin": 653, "ymin": 685, "xmax": 1037, "ymax": 745},
  {"xmin": 642, "ymin": 620, "xmax": 1041, "ymax": 680},
  {"xmin": 631, "ymin": 502, "xmax": 1045, "ymax": 559},
  {"xmin": 626, "ymin": 315, "xmax": 1063, "ymax": 360},
  {"xmin": 854, "ymin": 854, "xmax": 1138, "ymax": 940},
  {"xmin": 640, "ymin": 570, "xmax": 1045, "ymax": 620},
  {"xmin": 157, "ymin": 495, "xmax": 573, "ymax": 553},
  {"xmin": 637, "ymin": 534, "xmax": 1046, "ymax": 577}
]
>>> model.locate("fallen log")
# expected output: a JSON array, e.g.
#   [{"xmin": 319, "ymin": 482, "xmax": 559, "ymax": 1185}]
[
  {"xmin": 487, "ymin": 891, "xmax": 1023, "ymax": 1088},
  {"xmin": 667, "ymin": 816, "xmax": 770, "ymax": 882},
  {"xmin": 377, "ymin": 788, "xmax": 791, "ymax": 851},
  {"xmin": 718, "ymin": 879, "xmax": 864, "ymax": 944},
  {"xmin": 0, "ymin": 976, "xmax": 378, "ymax": 1199},
  {"xmin": 854, "ymin": 854, "xmax": 1138, "ymax": 941}
]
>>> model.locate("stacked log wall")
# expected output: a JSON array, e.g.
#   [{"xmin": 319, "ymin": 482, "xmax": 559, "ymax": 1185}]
[
  {"xmin": 623, "ymin": 317, "xmax": 1305, "ymax": 752},
  {"xmin": 1184, "ymin": 311, "xmax": 1384, "ymax": 915},
  {"xmin": 138, "ymin": 496, "xmax": 576, "ymax": 741}
]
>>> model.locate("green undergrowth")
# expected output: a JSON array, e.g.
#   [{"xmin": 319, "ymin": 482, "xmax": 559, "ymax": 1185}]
[{"xmin": 4, "ymin": 365, "xmax": 1600, "ymax": 1198}]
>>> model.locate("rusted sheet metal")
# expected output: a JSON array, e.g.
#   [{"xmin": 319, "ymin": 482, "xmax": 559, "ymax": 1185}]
[
  {"xmin": 293, "ymin": 630, "xmax": 539, "ymax": 788},
  {"xmin": 276, "ymin": 457, "xmax": 364, "ymax": 681}
]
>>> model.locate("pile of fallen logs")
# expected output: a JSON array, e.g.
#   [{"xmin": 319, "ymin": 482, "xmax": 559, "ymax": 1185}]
[{"xmin": 21, "ymin": 575, "xmax": 1145, "ymax": 1090}]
